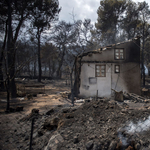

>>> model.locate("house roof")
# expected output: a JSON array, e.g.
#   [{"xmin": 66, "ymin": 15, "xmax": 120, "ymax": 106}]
[
  {"xmin": 100, "ymin": 36, "xmax": 141, "ymax": 51},
  {"xmin": 78, "ymin": 36, "xmax": 141, "ymax": 58}
]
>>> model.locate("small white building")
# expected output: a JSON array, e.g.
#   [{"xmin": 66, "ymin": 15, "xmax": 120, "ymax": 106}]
[{"xmin": 74, "ymin": 37, "xmax": 141, "ymax": 98}]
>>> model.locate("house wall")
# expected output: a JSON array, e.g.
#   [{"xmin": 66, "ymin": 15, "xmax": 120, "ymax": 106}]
[
  {"xmin": 79, "ymin": 63, "xmax": 111, "ymax": 97},
  {"xmin": 81, "ymin": 39, "xmax": 140, "ymax": 63},
  {"xmin": 79, "ymin": 62, "xmax": 141, "ymax": 98},
  {"xmin": 111, "ymin": 62, "xmax": 141, "ymax": 95},
  {"xmin": 76, "ymin": 38, "xmax": 141, "ymax": 98}
]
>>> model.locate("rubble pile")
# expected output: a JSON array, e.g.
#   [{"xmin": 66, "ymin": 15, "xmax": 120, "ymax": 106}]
[
  {"xmin": 1, "ymin": 98, "xmax": 150, "ymax": 150},
  {"xmin": 42, "ymin": 99, "xmax": 150, "ymax": 150},
  {"xmin": 123, "ymin": 93, "xmax": 150, "ymax": 103}
]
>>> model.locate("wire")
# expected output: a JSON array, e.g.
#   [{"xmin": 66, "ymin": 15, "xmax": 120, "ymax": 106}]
[
  {"xmin": 115, "ymin": 73, "xmax": 120, "ymax": 90},
  {"xmin": 87, "ymin": 63, "xmax": 139, "ymax": 74},
  {"xmin": 86, "ymin": 63, "xmax": 139, "ymax": 89}
]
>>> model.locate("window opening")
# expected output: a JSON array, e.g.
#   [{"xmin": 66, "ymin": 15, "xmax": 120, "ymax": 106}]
[
  {"xmin": 115, "ymin": 49, "xmax": 124, "ymax": 60},
  {"xmin": 95, "ymin": 65, "xmax": 106, "ymax": 77},
  {"xmin": 115, "ymin": 65, "xmax": 120, "ymax": 73}
]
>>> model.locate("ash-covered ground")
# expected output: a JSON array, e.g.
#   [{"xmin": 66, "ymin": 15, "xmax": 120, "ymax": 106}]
[
  {"xmin": 43, "ymin": 99, "xmax": 150, "ymax": 150},
  {"xmin": 1, "ymin": 96, "xmax": 150, "ymax": 150}
]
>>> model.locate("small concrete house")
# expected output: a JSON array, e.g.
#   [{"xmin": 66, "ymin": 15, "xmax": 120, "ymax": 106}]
[{"xmin": 74, "ymin": 37, "xmax": 141, "ymax": 98}]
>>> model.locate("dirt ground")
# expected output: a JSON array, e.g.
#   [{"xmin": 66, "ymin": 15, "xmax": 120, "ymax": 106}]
[
  {"xmin": 0, "ymin": 79, "xmax": 71, "ymax": 113},
  {"xmin": 0, "ymin": 79, "xmax": 73, "ymax": 150},
  {"xmin": 1, "ymin": 79, "xmax": 150, "ymax": 150}
]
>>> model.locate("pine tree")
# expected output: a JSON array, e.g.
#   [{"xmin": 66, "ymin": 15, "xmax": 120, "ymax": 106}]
[
  {"xmin": 95, "ymin": 0, "xmax": 127, "ymax": 45},
  {"xmin": 31, "ymin": 0, "xmax": 60, "ymax": 82}
]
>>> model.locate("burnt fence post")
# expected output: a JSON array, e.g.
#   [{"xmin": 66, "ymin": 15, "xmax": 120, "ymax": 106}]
[{"xmin": 29, "ymin": 118, "xmax": 35, "ymax": 150}]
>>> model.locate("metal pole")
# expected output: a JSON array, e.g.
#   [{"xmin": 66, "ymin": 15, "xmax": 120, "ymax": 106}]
[
  {"xmin": 142, "ymin": 22, "xmax": 145, "ymax": 86},
  {"xmin": 96, "ymin": 90, "xmax": 98, "ymax": 100},
  {"xmin": 29, "ymin": 118, "xmax": 34, "ymax": 150}
]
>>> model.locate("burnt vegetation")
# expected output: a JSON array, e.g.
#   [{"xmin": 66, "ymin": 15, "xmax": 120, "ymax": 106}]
[{"xmin": 0, "ymin": 0, "xmax": 150, "ymax": 150}]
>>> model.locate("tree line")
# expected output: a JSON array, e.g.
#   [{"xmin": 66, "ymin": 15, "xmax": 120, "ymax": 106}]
[{"xmin": 0, "ymin": 0, "xmax": 150, "ymax": 110}]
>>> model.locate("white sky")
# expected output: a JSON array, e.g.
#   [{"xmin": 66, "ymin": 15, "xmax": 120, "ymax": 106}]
[{"xmin": 58, "ymin": 0, "xmax": 150, "ymax": 25}]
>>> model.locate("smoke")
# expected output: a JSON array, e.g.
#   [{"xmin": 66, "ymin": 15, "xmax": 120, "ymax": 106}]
[
  {"xmin": 126, "ymin": 116, "xmax": 150, "ymax": 133},
  {"xmin": 118, "ymin": 132, "xmax": 128, "ymax": 146},
  {"xmin": 118, "ymin": 116, "xmax": 150, "ymax": 146}
]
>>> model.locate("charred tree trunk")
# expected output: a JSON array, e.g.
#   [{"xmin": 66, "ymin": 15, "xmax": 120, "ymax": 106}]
[
  {"xmin": 74, "ymin": 57, "xmax": 82, "ymax": 97},
  {"xmin": 7, "ymin": 1, "xmax": 17, "ymax": 98},
  {"xmin": 56, "ymin": 62, "xmax": 62, "ymax": 78},
  {"xmin": 6, "ymin": 0, "xmax": 12, "ymax": 110},
  {"xmin": 6, "ymin": 0, "xmax": 26, "ymax": 98},
  {"xmin": 0, "ymin": 49, "xmax": 4, "ymax": 90},
  {"xmin": 52, "ymin": 59, "xmax": 55, "ymax": 77},
  {"xmin": 148, "ymin": 67, "xmax": 150, "ymax": 76},
  {"xmin": 34, "ymin": 59, "xmax": 36, "ymax": 77},
  {"xmin": 5, "ymin": 79, "xmax": 10, "ymax": 112},
  {"xmin": 28, "ymin": 62, "xmax": 30, "ymax": 76},
  {"xmin": 10, "ymin": 70, "xmax": 17, "ymax": 98},
  {"xmin": 70, "ymin": 72, "xmax": 74, "ymax": 106},
  {"xmin": 44, "ymin": 65, "xmax": 47, "ymax": 76},
  {"xmin": 0, "ymin": 20, "xmax": 7, "ymax": 90},
  {"xmin": 0, "ymin": 50, "xmax": 4, "ymax": 90},
  {"xmin": 49, "ymin": 60, "xmax": 51, "ymax": 77},
  {"xmin": 56, "ymin": 46, "xmax": 65, "ymax": 78},
  {"xmin": 37, "ymin": 28, "xmax": 42, "ymax": 82}
]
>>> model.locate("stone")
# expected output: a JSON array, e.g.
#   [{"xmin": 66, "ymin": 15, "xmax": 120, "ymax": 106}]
[
  {"xmin": 85, "ymin": 100, "xmax": 90, "ymax": 103},
  {"xmin": 38, "ymin": 128, "xmax": 45, "ymax": 136},
  {"xmin": 108, "ymin": 141, "xmax": 117, "ymax": 150},
  {"xmin": 43, "ymin": 117, "xmax": 60, "ymax": 131},
  {"xmin": 116, "ymin": 141, "xmax": 122, "ymax": 150},
  {"xmin": 16, "ymin": 106, "xmax": 23, "ymax": 112},
  {"xmin": 32, "ymin": 94, "xmax": 37, "ymax": 97},
  {"xmin": 93, "ymin": 143, "xmax": 101, "ymax": 150},
  {"xmin": 89, "ymin": 117, "xmax": 93, "ymax": 121},
  {"xmin": 62, "ymin": 108, "xmax": 70, "ymax": 113},
  {"xmin": 65, "ymin": 114, "xmax": 74, "ymax": 119},
  {"xmin": 27, "ymin": 94, "xmax": 33, "ymax": 100},
  {"xmin": 32, "ymin": 109, "xmax": 39, "ymax": 114},
  {"xmin": 21, "ymin": 133, "xmax": 25, "ymax": 137},
  {"xmin": 93, "ymin": 104, "xmax": 98, "ymax": 108},
  {"xmin": 9, "ymin": 107, "xmax": 16, "ymax": 112},
  {"xmin": 46, "ymin": 108, "xmax": 54, "ymax": 115},
  {"xmin": 89, "ymin": 135, "xmax": 96, "ymax": 140},
  {"xmin": 44, "ymin": 131, "xmax": 64, "ymax": 150},
  {"xmin": 33, "ymin": 132, "xmax": 38, "ymax": 138},
  {"xmin": 73, "ymin": 136, "xmax": 79, "ymax": 144},
  {"xmin": 24, "ymin": 135, "xmax": 29, "ymax": 141},
  {"xmin": 57, "ymin": 119, "xmax": 65, "ymax": 129},
  {"xmin": 125, "ymin": 146, "xmax": 134, "ymax": 150},
  {"xmin": 135, "ymin": 143, "xmax": 140, "ymax": 150},
  {"xmin": 85, "ymin": 141, "xmax": 94, "ymax": 150}
]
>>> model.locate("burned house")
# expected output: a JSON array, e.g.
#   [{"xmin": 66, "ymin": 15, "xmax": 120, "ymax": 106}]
[{"xmin": 74, "ymin": 37, "xmax": 141, "ymax": 98}]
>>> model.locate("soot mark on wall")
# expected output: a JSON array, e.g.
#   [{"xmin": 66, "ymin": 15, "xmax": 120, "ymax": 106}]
[
  {"xmin": 82, "ymin": 85, "xmax": 89, "ymax": 90},
  {"xmin": 89, "ymin": 77, "xmax": 97, "ymax": 84}
]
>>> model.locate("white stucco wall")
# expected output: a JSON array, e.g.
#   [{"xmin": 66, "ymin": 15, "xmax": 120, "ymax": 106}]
[
  {"xmin": 79, "ymin": 62, "xmax": 140, "ymax": 98},
  {"xmin": 79, "ymin": 63, "xmax": 112, "ymax": 97}
]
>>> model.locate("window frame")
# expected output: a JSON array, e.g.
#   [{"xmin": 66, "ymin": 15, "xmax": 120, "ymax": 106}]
[
  {"xmin": 114, "ymin": 48, "xmax": 124, "ymax": 60},
  {"xmin": 95, "ymin": 64, "xmax": 106, "ymax": 77},
  {"xmin": 115, "ymin": 65, "xmax": 120, "ymax": 73}
]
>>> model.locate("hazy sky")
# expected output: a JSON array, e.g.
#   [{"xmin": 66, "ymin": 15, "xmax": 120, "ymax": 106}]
[{"xmin": 58, "ymin": 0, "xmax": 150, "ymax": 25}]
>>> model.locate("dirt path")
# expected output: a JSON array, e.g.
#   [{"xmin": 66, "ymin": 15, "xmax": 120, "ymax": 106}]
[{"xmin": 0, "ymin": 79, "xmax": 72, "ymax": 150}]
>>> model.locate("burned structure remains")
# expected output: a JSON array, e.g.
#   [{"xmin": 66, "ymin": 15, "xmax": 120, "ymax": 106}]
[{"xmin": 74, "ymin": 37, "xmax": 141, "ymax": 98}]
